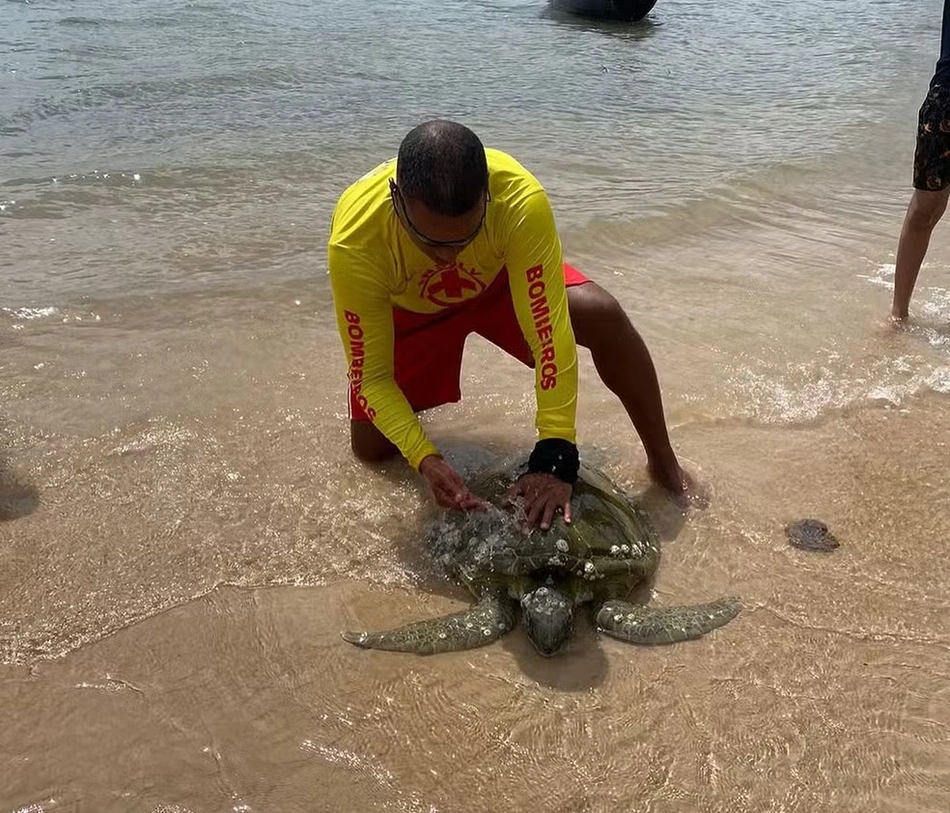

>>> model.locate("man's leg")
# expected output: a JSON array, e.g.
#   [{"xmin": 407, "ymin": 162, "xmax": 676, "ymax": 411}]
[
  {"xmin": 351, "ymin": 420, "xmax": 399, "ymax": 463},
  {"xmin": 566, "ymin": 281, "xmax": 689, "ymax": 494},
  {"xmin": 891, "ymin": 188, "xmax": 950, "ymax": 320}
]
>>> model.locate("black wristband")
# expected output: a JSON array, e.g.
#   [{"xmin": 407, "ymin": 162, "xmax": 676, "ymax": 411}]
[{"xmin": 527, "ymin": 438, "xmax": 580, "ymax": 485}]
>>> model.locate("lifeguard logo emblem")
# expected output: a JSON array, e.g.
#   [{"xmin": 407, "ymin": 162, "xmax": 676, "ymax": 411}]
[{"xmin": 419, "ymin": 262, "xmax": 486, "ymax": 307}]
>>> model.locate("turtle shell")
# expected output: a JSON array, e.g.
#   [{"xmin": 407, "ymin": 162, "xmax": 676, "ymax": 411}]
[{"xmin": 426, "ymin": 460, "xmax": 660, "ymax": 590}]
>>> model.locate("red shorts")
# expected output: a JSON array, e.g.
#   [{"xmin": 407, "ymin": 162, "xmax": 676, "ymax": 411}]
[{"xmin": 348, "ymin": 262, "xmax": 590, "ymax": 421}]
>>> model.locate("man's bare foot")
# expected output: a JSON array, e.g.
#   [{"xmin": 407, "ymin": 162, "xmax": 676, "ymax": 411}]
[{"xmin": 647, "ymin": 459, "xmax": 710, "ymax": 510}]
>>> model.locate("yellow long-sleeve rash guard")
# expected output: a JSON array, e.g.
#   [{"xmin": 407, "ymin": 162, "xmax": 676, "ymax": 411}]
[{"xmin": 327, "ymin": 148, "xmax": 579, "ymax": 471}]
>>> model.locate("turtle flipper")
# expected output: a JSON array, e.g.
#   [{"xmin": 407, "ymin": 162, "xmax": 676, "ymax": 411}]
[
  {"xmin": 596, "ymin": 597, "xmax": 741, "ymax": 645},
  {"xmin": 342, "ymin": 594, "xmax": 515, "ymax": 655}
]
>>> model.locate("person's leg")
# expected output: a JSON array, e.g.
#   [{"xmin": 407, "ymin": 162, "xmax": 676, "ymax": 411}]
[
  {"xmin": 892, "ymin": 189, "xmax": 950, "ymax": 319},
  {"xmin": 892, "ymin": 85, "xmax": 950, "ymax": 320},
  {"xmin": 565, "ymin": 279, "xmax": 688, "ymax": 494},
  {"xmin": 475, "ymin": 262, "xmax": 691, "ymax": 495}
]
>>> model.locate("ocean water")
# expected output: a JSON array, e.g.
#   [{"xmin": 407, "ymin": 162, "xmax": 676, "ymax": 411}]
[{"xmin": 2, "ymin": 1, "xmax": 950, "ymax": 811}]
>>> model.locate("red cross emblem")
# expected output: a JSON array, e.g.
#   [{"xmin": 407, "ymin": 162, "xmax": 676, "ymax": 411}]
[{"xmin": 420, "ymin": 263, "xmax": 486, "ymax": 307}]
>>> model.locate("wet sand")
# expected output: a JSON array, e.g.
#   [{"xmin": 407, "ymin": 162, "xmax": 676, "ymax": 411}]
[{"xmin": 3, "ymin": 306, "xmax": 950, "ymax": 810}]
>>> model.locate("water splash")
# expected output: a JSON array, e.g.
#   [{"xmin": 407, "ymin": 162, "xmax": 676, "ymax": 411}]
[{"xmin": 2, "ymin": 306, "xmax": 59, "ymax": 321}]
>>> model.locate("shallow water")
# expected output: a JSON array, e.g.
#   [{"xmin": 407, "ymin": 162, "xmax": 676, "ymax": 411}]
[{"xmin": 2, "ymin": 0, "xmax": 950, "ymax": 810}]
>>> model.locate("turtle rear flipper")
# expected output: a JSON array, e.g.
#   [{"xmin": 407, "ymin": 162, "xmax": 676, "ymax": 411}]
[
  {"xmin": 595, "ymin": 597, "xmax": 741, "ymax": 645},
  {"xmin": 342, "ymin": 594, "xmax": 515, "ymax": 655}
]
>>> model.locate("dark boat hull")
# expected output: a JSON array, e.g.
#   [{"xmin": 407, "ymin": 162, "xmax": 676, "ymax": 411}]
[{"xmin": 551, "ymin": 0, "xmax": 658, "ymax": 22}]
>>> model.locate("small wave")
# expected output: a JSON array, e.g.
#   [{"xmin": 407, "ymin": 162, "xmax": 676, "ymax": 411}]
[
  {"xmin": 1, "ymin": 65, "xmax": 311, "ymax": 135},
  {"xmin": 866, "ymin": 365, "xmax": 950, "ymax": 402},
  {"xmin": 1, "ymin": 306, "xmax": 59, "ymax": 321},
  {"xmin": 725, "ymin": 352, "xmax": 950, "ymax": 424},
  {"xmin": 923, "ymin": 366, "xmax": 950, "ymax": 393},
  {"xmin": 0, "ymin": 171, "xmax": 145, "ymax": 220},
  {"xmin": 11, "ymin": 804, "xmax": 54, "ymax": 813},
  {"xmin": 2, "ymin": 307, "xmax": 104, "ymax": 332},
  {"xmin": 859, "ymin": 262, "xmax": 950, "ymax": 352},
  {"xmin": 48, "ymin": 170, "xmax": 143, "ymax": 186},
  {"xmin": 920, "ymin": 284, "xmax": 950, "ymax": 322},
  {"xmin": 859, "ymin": 262, "xmax": 950, "ymax": 320},
  {"xmin": 857, "ymin": 262, "xmax": 895, "ymax": 289},
  {"xmin": 59, "ymin": 16, "xmax": 104, "ymax": 27}
]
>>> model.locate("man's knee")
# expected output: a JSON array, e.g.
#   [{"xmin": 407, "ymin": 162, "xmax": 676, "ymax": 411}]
[
  {"xmin": 567, "ymin": 282, "xmax": 630, "ymax": 349},
  {"xmin": 350, "ymin": 420, "xmax": 399, "ymax": 463},
  {"xmin": 907, "ymin": 189, "xmax": 950, "ymax": 231}
]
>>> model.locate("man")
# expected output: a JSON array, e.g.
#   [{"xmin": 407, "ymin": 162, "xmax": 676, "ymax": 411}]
[
  {"xmin": 892, "ymin": 0, "xmax": 950, "ymax": 321},
  {"xmin": 327, "ymin": 119, "xmax": 694, "ymax": 530}
]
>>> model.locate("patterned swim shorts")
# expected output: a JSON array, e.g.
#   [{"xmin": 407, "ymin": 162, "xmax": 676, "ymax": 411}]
[{"xmin": 914, "ymin": 83, "xmax": 950, "ymax": 191}]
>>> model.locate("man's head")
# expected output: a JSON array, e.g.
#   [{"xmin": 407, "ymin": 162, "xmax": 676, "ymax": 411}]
[{"xmin": 391, "ymin": 119, "xmax": 490, "ymax": 262}]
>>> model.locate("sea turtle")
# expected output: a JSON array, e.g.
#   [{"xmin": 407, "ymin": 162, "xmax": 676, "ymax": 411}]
[{"xmin": 342, "ymin": 458, "xmax": 741, "ymax": 657}]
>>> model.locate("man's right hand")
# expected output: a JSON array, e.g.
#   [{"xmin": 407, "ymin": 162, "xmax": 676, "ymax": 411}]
[{"xmin": 418, "ymin": 455, "xmax": 488, "ymax": 512}]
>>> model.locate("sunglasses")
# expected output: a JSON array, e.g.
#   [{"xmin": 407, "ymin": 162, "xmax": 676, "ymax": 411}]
[{"xmin": 390, "ymin": 178, "xmax": 490, "ymax": 248}]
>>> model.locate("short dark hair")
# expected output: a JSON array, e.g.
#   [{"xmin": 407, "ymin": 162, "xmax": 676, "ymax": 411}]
[{"xmin": 396, "ymin": 120, "xmax": 489, "ymax": 216}]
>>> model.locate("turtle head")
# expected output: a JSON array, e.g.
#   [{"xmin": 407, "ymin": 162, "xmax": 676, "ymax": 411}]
[{"xmin": 520, "ymin": 586, "xmax": 574, "ymax": 657}]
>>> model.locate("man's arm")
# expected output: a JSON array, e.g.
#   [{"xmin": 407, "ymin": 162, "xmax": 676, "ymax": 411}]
[
  {"xmin": 504, "ymin": 188, "xmax": 580, "ymax": 484},
  {"xmin": 327, "ymin": 245, "xmax": 440, "ymax": 471}
]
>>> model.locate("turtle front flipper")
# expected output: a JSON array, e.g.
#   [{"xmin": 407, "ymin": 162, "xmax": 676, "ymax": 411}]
[
  {"xmin": 595, "ymin": 597, "xmax": 741, "ymax": 645},
  {"xmin": 342, "ymin": 594, "xmax": 515, "ymax": 655}
]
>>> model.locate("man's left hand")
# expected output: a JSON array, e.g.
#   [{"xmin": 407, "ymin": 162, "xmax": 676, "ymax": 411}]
[{"xmin": 506, "ymin": 472, "xmax": 573, "ymax": 531}]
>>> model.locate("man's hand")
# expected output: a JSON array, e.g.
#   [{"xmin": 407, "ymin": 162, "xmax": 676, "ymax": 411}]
[
  {"xmin": 419, "ymin": 455, "xmax": 487, "ymax": 512},
  {"xmin": 507, "ymin": 472, "xmax": 573, "ymax": 531}
]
